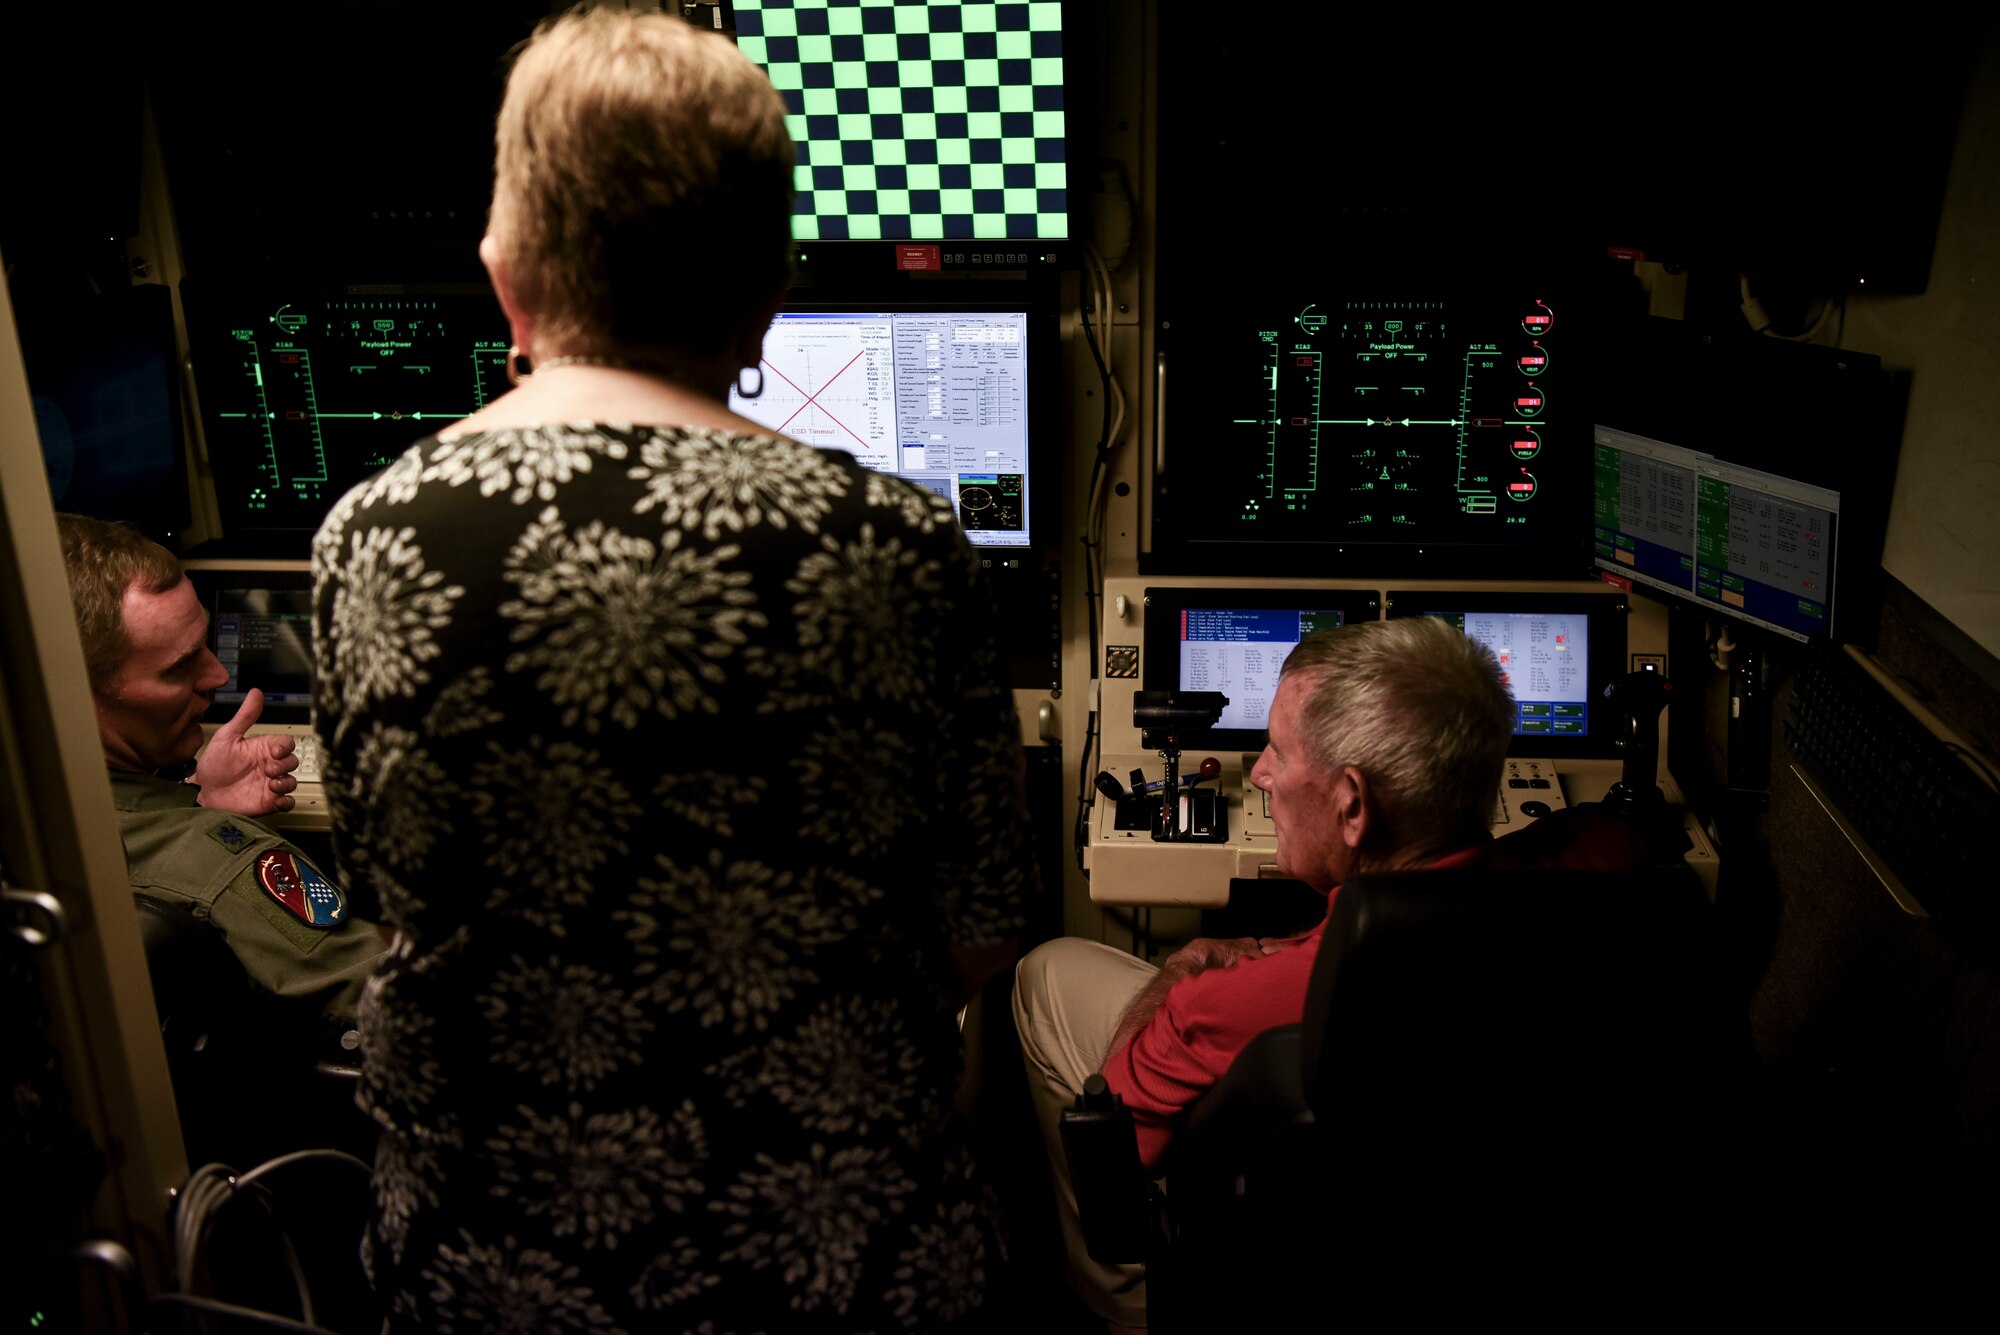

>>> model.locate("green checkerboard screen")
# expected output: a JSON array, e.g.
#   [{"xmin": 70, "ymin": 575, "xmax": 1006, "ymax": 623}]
[{"xmin": 732, "ymin": 0, "xmax": 1069, "ymax": 241}]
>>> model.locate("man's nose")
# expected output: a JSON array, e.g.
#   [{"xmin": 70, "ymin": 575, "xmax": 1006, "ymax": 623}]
[{"xmin": 196, "ymin": 649, "xmax": 231, "ymax": 691}]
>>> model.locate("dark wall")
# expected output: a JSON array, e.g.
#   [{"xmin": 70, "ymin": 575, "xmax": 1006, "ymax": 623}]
[{"xmin": 1684, "ymin": 585, "xmax": 2000, "ymax": 1254}]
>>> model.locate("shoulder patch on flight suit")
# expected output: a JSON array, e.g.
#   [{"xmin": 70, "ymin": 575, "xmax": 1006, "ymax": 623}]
[
  {"xmin": 255, "ymin": 849, "xmax": 348, "ymax": 928},
  {"xmin": 207, "ymin": 822, "xmax": 256, "ymax": 854}
]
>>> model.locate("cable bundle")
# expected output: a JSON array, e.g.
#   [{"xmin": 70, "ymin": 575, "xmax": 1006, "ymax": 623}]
[{"xmin": 152, "ymin": 1149, "xmax": 372, "ymax": 1334}]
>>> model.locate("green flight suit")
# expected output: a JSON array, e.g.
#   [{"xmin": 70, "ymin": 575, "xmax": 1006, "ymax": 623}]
[{"xmin": 111, "ymin": 769, "xmax": 386, "ymax": 1027}]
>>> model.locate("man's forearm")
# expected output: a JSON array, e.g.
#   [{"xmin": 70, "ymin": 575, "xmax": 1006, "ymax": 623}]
[
  {"xmin": 1099, "ymin": 935, "xmax": 1267, "ymax": 1074},
  {"xmin": 1101, "ymin": 966, "xmax": 1184, "ymax": 1073}
]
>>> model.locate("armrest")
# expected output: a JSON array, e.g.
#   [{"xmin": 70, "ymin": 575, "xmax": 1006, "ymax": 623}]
[
  {"xmin": 1059, "ymin": 1073, "xmax": 1159, "ymax": 1264},
  {"xmin": 1174, "ymin": 1024, "xmax": 1307, "ymax": 1160}
]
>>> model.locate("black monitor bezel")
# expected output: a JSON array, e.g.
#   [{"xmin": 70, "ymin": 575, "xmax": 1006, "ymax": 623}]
[
  {"xmin": 1139, "ymin": 585, "xmax": 1384, "ymax": 753},
  {"xmin": 1383, "ymin": 588, "xmax": 1629, "ymax": 760},
  {"xmin": 1584, "ymin": 320, "xmax": 1898, "ymax": 651},
  {"xmin": 1143, "ymin": 238, "xmax": 1597, "ymax": 583}
]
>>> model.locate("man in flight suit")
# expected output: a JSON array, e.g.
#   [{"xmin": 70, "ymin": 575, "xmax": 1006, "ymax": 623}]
[{"xmin": 57, "ymin": 514, "xmax": 387, "ymax": 1041}]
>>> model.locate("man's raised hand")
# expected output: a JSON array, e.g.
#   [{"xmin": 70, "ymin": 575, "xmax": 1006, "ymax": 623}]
[{"xmin": 193, "ymin": 687, "xmax": 299, "ymax": 816}]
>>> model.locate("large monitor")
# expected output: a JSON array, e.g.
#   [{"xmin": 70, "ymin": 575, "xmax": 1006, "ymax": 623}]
[
  {"xmin": 1385, "ymin": 589, "xmax": 1629, "ymax": 761},
  {"xmin": 180, "ymin": 282, "xmax": 511, "ymax": 553},
  {"xmin": 182, "ymin": 282, "xmax": 1057, "ymax": 568},
  {"xmin": 1148, "ymin": 262, "xmax": 1591, "ymax": 579},
  {"xmin": 1588, "ymin": 320, "xmax": 1898, "ymax": 648},
  {"xmin": 727, "ymin": 0, "xmax": 1071, "ymax": 244},
  {"xmin": 727, "ymin": 300, "xmax": 1055, "ymax": 553}
]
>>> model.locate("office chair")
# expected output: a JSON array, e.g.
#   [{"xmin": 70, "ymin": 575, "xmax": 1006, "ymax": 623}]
[
  {"xmin": 137, "ymin": 899, "xmax": 381, "ymax": 1332},
  {"xmin": 135, "ymin": 898, "xmax": 372, "ymax": 1169},
  {"xmin": 1065, "ymin": 864, "xmax": 1758, "ymax": 1329}
]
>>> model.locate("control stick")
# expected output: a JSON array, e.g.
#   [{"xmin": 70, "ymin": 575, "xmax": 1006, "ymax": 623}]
[
  {"xmin": 1601, "ymin": 663, "xmax": 1670, "ymax": 810},
  {"xmin": 1599, "ymin": 662, "xmax": 1692, "ymax": 864},
  {"xmin": 1133, "ymin": 691, "xmax": 1228, "ymax": 841}
]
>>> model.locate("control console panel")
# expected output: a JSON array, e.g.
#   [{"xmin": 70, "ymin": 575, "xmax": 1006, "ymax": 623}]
[
  {"xmin": 1087, "ymin": 752, "xmax": 1576, "ymax": 907},
  {"xmin": 1086, "ymin": 755, "xmax": 1717, "ymax": 905}
]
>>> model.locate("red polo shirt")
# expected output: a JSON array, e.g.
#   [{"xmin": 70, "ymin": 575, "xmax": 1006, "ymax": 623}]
[{"xmin": 1102, "ymin": 845, "xmax": 1490, "ymax": 1168}]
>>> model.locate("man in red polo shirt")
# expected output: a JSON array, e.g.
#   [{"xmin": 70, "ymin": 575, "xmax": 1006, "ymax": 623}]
[{"xmin": 1014, "ymin": 616, "xmax": 1520, "ymax": 1330}]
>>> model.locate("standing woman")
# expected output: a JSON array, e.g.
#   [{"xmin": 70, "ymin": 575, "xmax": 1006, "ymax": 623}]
[{"xmin": 311, "ymin": 7, "xmax": 1032, "ymax": 1330}]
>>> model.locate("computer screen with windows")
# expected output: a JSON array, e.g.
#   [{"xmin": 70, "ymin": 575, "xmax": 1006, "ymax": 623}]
[
  {"xmin": 213, "ymin": 587, "xmax": 315, "ymax": 714},
  {"xmin": 1385, "ymin": 589, "xmax": 1628, "ymax": 759},
  {"xmin": 1140, "ymin": 587, "xmax": 1383, "ymax": 751},
  {"xmin": 183, "ymin": 565, "xmax": 316, "ymax": 726},
  {"xmin": 1593, "ymin": 426, "xmax": 1841, "ymax": 644},
  {"xmin": 727, "ymin": 303, "xmax": 1048, "ymax": 550},
  {"xmin": 1588, "ymin": 318, "xmax": 1895, "ymax": 647}
]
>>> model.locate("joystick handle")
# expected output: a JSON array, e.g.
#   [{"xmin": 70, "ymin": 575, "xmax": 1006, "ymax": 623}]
[{"xmin": 1603, "ymin": 664, "xmax": 1671, "ymax": 810}]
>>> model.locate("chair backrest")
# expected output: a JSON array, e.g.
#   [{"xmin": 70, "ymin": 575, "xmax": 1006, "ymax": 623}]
[
  {"xmin": 1300, "ymin": 865, "xmax": 1732, "ymax": 1156},
  {"xmin": 135, "ymin": 898, "xmax": 255, "ymax": 1064},
  {"xmin": 1156, "ymin": 865, "xmax": 1753, "ymax": 1324}
]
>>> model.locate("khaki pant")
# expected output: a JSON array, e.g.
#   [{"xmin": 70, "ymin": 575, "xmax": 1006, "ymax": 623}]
[{"xmin": 1012, "ymin": 937, "xmax": 1157, "ymax": 1328}]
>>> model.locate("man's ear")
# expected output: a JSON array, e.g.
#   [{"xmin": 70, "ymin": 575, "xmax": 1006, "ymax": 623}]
[
  {"xmin": 479, "ymin": 235, "xmax": 535, "ymax": 358},
  {"xmin": 1334, "ymin": 764, "xmax": 1374, "ymax": 851}
]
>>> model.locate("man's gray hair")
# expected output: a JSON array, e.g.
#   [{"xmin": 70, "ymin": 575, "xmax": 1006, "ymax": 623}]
[{"xmin": 1281, "ymin": 616, "xmax": 1514, "ymax": 856}]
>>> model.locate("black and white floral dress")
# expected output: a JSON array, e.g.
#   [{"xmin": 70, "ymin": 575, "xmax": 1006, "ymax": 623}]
[{"xmin": 311, "ymin": 423, "xmax": 1034, "ymax": 1332}]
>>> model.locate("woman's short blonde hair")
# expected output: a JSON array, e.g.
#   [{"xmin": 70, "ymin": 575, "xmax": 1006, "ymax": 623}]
[{"xmin": 490, "ymin": 4, "xmax": 795, "ymax": 361}]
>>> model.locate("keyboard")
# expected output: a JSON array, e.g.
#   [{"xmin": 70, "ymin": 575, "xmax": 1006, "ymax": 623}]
[
  {"xmin": 237, "ymin": 724, "xmax": 323, "ymax": 783},
  {"xmin": 291, "ymin": 731, "xmax": 323, "ymax": 785},
  {"xmin": 1783, "ymin": 644, "xmax": 1999, "ymax": 927}
]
